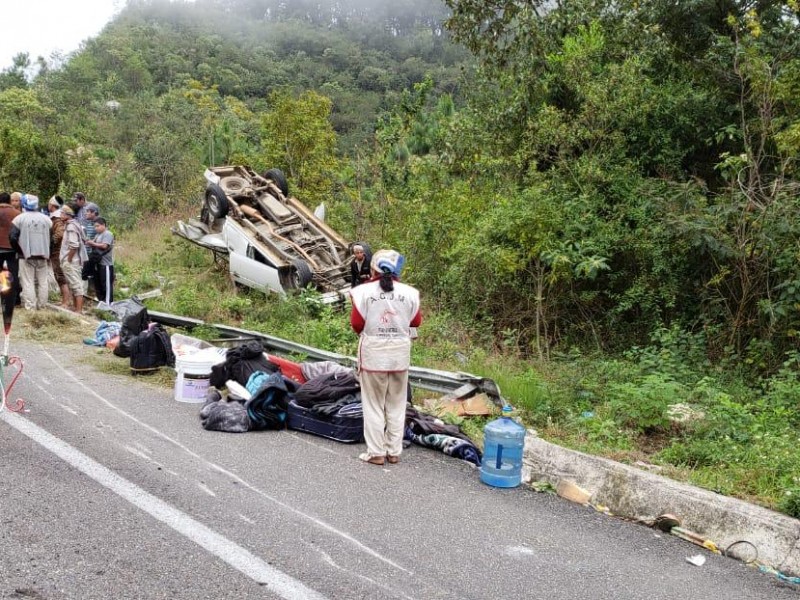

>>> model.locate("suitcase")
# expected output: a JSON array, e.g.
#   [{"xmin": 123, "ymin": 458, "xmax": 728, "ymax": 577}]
[{"xmin": 286, "ymin": 399, "xmax": 364, "ymax": 443}]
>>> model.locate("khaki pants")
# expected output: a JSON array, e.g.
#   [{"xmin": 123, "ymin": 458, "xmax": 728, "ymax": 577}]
[
  {"xmin": 359, "ymin": 370, "xmax": 408, "ymax": 458},
  {"xmin": 61, "ymin": 260, "xmax": 83, "ymax": 297},
  {"xmin": 19, "ymin": 257, "xmax": 50, "ymax": 310}
]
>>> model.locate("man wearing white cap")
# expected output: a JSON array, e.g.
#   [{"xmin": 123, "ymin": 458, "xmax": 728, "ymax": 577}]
[
  {"xmin": 9, "ymin": 194, "xmax": 52, "ymax": 310},
  {"xmin": 349, "ymin": 249, "xmax": 422, "ymax": 466}
]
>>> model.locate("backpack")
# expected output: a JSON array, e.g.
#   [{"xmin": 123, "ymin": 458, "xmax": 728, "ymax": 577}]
[
  {"xmin": 111, "ymin": 298, "xmax": 150, "ymax": 358},
  {"xmin": 129, "ymin": 324, "xmax": 175, "ymax": 375}
]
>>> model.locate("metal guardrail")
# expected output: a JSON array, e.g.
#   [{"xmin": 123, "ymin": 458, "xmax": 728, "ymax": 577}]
[{"xmin": 148, "ymin": 310, "xmax": 503, "ymax": 402}]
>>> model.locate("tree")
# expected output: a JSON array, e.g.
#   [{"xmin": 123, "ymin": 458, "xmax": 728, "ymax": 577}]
[
  {"xmin": 259, "ymin": 90, "xmax": 340, "ymax": 205},
  {"xmin": 0, "ymin": 87, "xmax": 65, "ymax": 193},
  {"xmin": 0, "ymin": 54, "xmax": 31, "ymax": 91}
]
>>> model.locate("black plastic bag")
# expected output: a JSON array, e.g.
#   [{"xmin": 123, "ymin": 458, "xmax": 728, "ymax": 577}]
[{"xmin": 110, "ymin": 297, "xmax": 150, "ymax": 358}]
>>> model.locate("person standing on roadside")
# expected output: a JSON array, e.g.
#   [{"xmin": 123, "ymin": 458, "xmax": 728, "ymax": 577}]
[
  {"xmin": 9, "ymin": 192, "xmax": 21, "ymax": 211},
  {"xmin": 9, "ymin": 194, "xmax": 52, "ymax": 310},
  {"xmin": 48, "ymin": 196, "xmax": 71, "ymax": 307},
  {"xmin": 80, "ymin": 202, "xmax": 101, "ymax": 298},
  {"xmin": 350, "ymin": 244, "xmax": 371, "ymax": 287},
  {"xmin": 59, "ymin": 205, "xmax": 87, "ymax": 313},
  {"xmin": 86, "ymin": 217, "xmax": 114, "ymax": 304},
  {"xmin": 83, "ymin": 202, "xmax": 100, "ymax": 241},
  {"xmin": 72, "ymin": 192, "xmax": 88, "ymax": 228},
  {"xmin": 0, "ymin": 191, "xmax": 21, "ymax": 308},
  {"xmin": 349, "ymin": 249, "xmax": 422, "ymax": 466}
]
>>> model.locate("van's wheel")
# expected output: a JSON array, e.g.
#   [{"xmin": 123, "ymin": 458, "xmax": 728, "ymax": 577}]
[
  {"xmin": 220, "ymin": 176, "xmax": 249, "ymax": 196},
  {"xmin": 284, "ymin": 259, "xmax": 313, "ymax": 289},
  {"xmin": 205, "ymin": 183, "xmax": 229, "ymax": 218},
  {"xmin": 262, "ymin": 168, "xmax": 289, "ymax": 197}
]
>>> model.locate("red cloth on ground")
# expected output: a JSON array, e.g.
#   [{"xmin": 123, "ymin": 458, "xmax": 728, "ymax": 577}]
[{"xmin": 266, "ymin": 354, "xmax": 307, "ymax": 384}]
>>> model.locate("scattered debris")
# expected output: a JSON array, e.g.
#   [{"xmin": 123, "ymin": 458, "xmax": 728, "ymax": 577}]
[
  {"xmin": 423, "ymin": 392, "xmax": 497, "ymax": 417},
  {"xmin": 555, "ymin": 479, "xmax": 591, "ymax": 505},
  {"xmin": 439, "ymin": 382, "xmax": 477, "ymax": 402},
  {"xmin": 758, "ymin": 564, "xmax": 800, "ymax": 585},
  {"xmin": 645, "ymin": 513, "xmax": 722, "ymax": 554},
  {"xmin": 671, "ymin": 526, "xmax": 720, "ymax": 554},
  {"xmin": 724, "ymin": 540, "xmax": 759, "ymax": 564},
  {"xmin": 634, "ymin": 460, "xmax": 664, "ymax": 473},
  {"xmin": 653, "ymin": 513, "xmax": 681, "ymax": 532},
  {"xmin": 591, "ymin": 503, "xmax": 613, "ymax": 516},
  {"xmin": 136, "ymin": 288, "xmax": 163, "ymax": 300},
  {"xmin": 530, "ymin": 480, "xmax": 556, "ymax": 493},
  {"xmin": 686, "ymin": 554, "xmax": 706, "ymax": 567}
]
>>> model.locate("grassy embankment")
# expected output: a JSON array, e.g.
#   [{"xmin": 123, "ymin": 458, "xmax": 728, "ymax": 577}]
[{"xmin": 77, "ymin": 210, "xmax": 800, "ymax": 519}]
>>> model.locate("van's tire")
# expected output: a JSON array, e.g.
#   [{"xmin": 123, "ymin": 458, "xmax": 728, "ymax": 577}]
[
  {"xmin": 205, "ymin": 183, "xmax": 229, "ymax": 218},
  {"xmin": 262, "ymin": 168, "xmax": 289, "ymax": 197},
  {"xmin": 220, "ymin": 175, "xmax": 249, "ymax": 196},
  {"xmin": 286, "ymin": 259, "xmax": 313, "ymax": 289}
]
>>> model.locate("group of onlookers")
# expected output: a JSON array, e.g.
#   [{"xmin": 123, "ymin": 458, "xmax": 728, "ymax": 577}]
[{"xmin": 0, "ymin": 190, "xmax": 115, "ymax": 313}]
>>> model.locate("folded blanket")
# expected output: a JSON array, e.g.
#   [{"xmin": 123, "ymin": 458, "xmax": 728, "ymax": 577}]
[
  {"xmin": 404, "ymin": 429, "xmax": 482, "ymax": 466},
  {"xmin": 200, "ymin": 398, "xmax": 249, "ymax": 433},
  {"xmin": 245, "ymin": 371, "xmax": 290, "ymax": 430}
]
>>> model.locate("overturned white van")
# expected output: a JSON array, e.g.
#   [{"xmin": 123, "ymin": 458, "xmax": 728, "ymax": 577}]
[{"xmin": 173, "ymin": 166, "xmax": 359, "ymax": 304}]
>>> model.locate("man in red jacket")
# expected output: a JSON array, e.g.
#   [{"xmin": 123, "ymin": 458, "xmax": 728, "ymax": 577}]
[{"xmin": 0, "ymin": 191, "xmax": 21, "ymax": 307}]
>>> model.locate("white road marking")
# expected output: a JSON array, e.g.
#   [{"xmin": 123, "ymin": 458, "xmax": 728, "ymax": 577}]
[
  {"xmin": 314, "ymin": 546, "xmax": 418, "ymax": 600},
  {"xmin": 32, "ymin": 381, "xmax": 56, "ymax": 400},
  {"xmin": 198, "ymin": 482, "xmax": 217, "ymax": 497},
  {"xmin": 125, "ymin": 445, "xmax": 156, "ymax": 463},
  {"xmin": 133, "ymin": 442, "xmax": 153, "ymax": 455},
  {"xmin": 1, "ymin": 410, "xmax": 327, "ymax": 600},
  {"xmin": 42, "ymin": 348, "xmax": 412, "ymax": 575},
  {"xmin": 505, "ymin": 545, "xmax": 535, "ymax": 557}
]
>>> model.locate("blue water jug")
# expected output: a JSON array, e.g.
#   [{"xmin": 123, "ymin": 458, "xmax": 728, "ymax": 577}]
[{"xmin": 480, "ymin": 406, "xmax": 526, "ymax": 488}]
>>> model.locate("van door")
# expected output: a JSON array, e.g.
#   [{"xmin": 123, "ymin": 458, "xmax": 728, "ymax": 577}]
[{"xmin": 224, "ymin": 220, "xmax": 284, "ymax": 295}]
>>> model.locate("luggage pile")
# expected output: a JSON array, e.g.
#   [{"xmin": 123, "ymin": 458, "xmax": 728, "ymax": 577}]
[
  {"xmin": 200, "ymin": 340, "xmax": 365, "ymax": 443},
  {"xmin": 197, "ymin": 340, "xmax": 483, "ymax": 464}
]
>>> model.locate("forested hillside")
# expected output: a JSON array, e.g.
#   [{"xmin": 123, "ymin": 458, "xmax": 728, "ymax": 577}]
[
  {"xmin": 2, "ymin": 0, "xmax": 800, "ymax": 361},
  {"xmin": 0, "ymin": 0, "xmax": 466, "ymax": 214},
  {"xmin": 2, "ymin": 0, "xmax": 800, "ymax": 363},
  {"xmin": 3, "ymin": 0, "xmax": 800, "ymax": 514}
]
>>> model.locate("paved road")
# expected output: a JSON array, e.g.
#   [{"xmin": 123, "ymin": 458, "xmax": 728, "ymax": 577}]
[{"xmin": 1, "ymin": 338, "xmax": 796, "ymax": 599}]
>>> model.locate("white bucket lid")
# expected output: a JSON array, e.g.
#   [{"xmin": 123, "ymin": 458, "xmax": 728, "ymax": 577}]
[{"xmin": 175, "ymin": 348, "xmax": 226, "ymax": 372}]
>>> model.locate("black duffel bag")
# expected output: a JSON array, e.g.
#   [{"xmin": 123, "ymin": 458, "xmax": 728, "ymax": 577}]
[{"xmin": 129, "ymin": 324, "xmax": 175, "ymax": 375}]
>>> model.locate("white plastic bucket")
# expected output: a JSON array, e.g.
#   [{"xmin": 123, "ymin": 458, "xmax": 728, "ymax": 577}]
[{"xmin": 174, "ymin": 353, "xmax": 218, "ymax": 403}]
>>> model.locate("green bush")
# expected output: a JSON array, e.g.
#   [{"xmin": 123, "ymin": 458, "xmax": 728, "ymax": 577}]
[
  {"xmin": 221, "ymin": 295, "xmax": 253, "ymax": 319},
  {"xmin": 779, "ymin": 487, "xmax": 800, "ymax": 519},
  {"xmin": 606, "ymin": 373, "xmax": 686, "ymax": 433},
  {"xmin": 623, "ymin": 325, "xmax": 710, "ymax": 384},
  {"xmin": 580, "ymin": 415, "xmax": 634, "ymax": 452}
]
